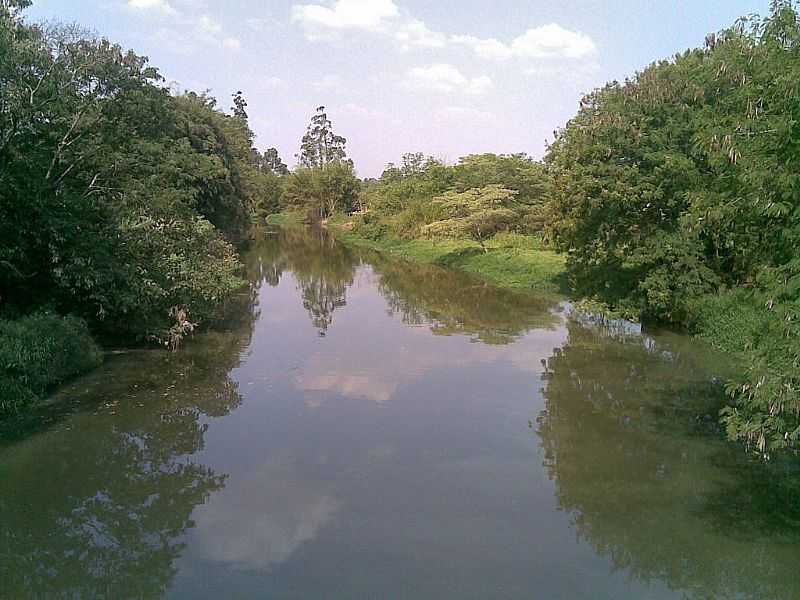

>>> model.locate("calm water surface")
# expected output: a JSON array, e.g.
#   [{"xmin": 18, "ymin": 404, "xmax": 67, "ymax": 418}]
[{"xmin": 2, "ymin": 226, "xmax": 799, "ymax": 599}]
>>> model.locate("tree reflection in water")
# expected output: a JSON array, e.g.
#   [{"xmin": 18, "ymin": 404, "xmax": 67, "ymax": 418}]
[
  {"xmin": 536, "ymin": 318, "xmax": 800, "ymax": 600},
  {"xmin": 250, "ymin": 226, "xmax": 358, "ymax": 334},
  {"xmin": 0, "ymin": 285, "xmax": 258, "ymax": 599},
  {"xmin": 371, "ymin": 255, "xmax": 560, "ymax": 344}
]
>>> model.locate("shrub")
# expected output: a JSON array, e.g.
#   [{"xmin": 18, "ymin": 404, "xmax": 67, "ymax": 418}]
[{"xmin": 0, "ymin": 314, "xmax": 103, "ymax": 416}]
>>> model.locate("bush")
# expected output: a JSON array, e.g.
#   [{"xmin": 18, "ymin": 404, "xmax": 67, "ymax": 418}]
[
  {"xmin": 687, "ymin": 290, "xmax": 769, "ymax": 355},
  {"xmin": 0, "ymin": 314, "xmax": 103, "ymax": 416}
]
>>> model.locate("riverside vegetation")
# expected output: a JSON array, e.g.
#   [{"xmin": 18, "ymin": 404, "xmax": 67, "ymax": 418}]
[
  {"xmin": 0, "ymin": 1, "xmax": 285, "ymax": 413},
  {"xmin": 4, "ymin": 0, "xmax": 800, "ymax": 458},
  {"xmin": 276, "ymin": 2, "xmax": 800, "ymax": 456}
]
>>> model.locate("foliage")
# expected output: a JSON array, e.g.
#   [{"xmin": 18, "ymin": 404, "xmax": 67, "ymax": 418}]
[
  {"xmin": 283, "ymin": 162, "xmax": 360, "ymax": 221},
  {"xmin": 537, "ymin": 318, "xmax": 800, "ymax": 599},
  {"xmin": 371, "ymin": 252, "xmax": 559, "ymax": 344},
  {"xmin": 258, "ymin": 147, "xmax": 289, "ymax": 176},
  {"xmin": 422, "ymin": 185, "xmax": 519, "ymax": 250},
  {"xmin": 544, "ymin": 1, "xmax": 800, "ymax": 453},
  {"xmin": 0, "ymin": 5, "xmax": 277, "ymax": 352},
  {"xmin": 452, "ymin": 153, "xmax": 550, "ymax": 231},
  {"xmin": 332, "ymin": 223, "xmax": 565, "ymax": 294},
  {"xmin": 354, "ymin": 152, "xmax": 551, "ymax": 242},
  {"xmin": 297, "ymin": 105, "xmax": 348, "ymax": 169},
  {"xmin": 0, "ymin": 313, "xmax": 102, "ymax": 415}
]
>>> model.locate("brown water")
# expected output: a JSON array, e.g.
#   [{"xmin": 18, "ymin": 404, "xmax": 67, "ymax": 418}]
[{"xmin": 2, "ymin": 226, "xmax": 799, "ymax": 599}]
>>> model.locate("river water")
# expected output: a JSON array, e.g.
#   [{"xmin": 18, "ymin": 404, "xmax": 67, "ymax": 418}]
[{"xmin": 2, "ymin": 226, "xmax": 799, "ymax": 599}]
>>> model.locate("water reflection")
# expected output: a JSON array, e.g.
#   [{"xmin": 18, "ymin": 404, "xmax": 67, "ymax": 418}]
[
  {"xmin": 250, "ymin": 227, "xmax": 358, "ymax": 334},
  {"xmin": 537, "ymin": 319, "xmax": 800, "ymax": 599},
  {"xmin": 0, "ymin": 300, "xmax": 256, "ymax": 598},
  {"xmin": 191, "ymin": 457, "xmax": 340, "ymax": 572},
  {"xmin": 4, "ymin": 225, "xmax": 800, "ymax": 599},
  {"xmin": 371, "ymin": 255, "xmax": 560, "ymax": 344},
  {"xmin": 251, "ymin": 225, "xmax": 562, "ymax": 344}
]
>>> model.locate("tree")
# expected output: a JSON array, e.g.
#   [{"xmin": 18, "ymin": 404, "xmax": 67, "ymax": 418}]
[
  {"xmin": 297, "ymin": 106, "xmax": 348, "ymax": 168},
  {"xmin": 282, "ymin": 162, "xmax": 360, "ymax": 220},
  {"xmin": 260, "ymin": 147, "xmax": 289, "ymax": 175},
  {"xmin": 453, "ymin": 153, "xmax": 550, "ymax": 231},
  {"xmin": 231, "ymin": 90, "xmax": 248, "ymax": 120},
  {"xmin": 422, "ymin": 185, "xmax": 518, "ymax": 251},
  {"xmin": 543, "ymin": 1, "xmax": 800, "ymax": 453},
  {"xmin": 0, "ymin": 3, "xmax": 276, "ymax": 350}
]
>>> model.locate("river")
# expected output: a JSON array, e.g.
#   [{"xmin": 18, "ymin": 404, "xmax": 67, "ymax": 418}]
[{"xmin": 1, "ymin": 225, "xmax": 799, "ymax": 599}]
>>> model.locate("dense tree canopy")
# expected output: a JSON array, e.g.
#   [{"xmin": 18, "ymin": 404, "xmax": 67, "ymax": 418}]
[
  {"xmin": 0, "ymin": 4, "xmax": 283, "ymax": 340},
  {"xmin": 422, "ymin": 185, "xmax": 518, "ymax": 250},
  {"xmin": 351, "ymin": 153, "xmax": 548, "ymax": 241},
  {"xmin": 0, "ymin": 2, "xmax": 281, "ymax": 410},
  {"xmin": 544, "ymin": 0, "xmax": 800, "ymax": 453}
]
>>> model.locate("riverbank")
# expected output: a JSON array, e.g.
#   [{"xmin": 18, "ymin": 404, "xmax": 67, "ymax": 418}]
[
  {"xmin": 323, "ymin": 216, "xmax": 567, "ymax": 296},
  {"xmin": 0, "ymin": 314, "xmax": 103, "ymax": 417},
  {"xmin": 269, "ymin": 213, "xmax": 754, "ymax": 346}
]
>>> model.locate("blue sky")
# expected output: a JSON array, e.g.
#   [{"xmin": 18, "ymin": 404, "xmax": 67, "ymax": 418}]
[{"xmin": 28, "ymin": 0, "xmax": 769, "ymax": 176}]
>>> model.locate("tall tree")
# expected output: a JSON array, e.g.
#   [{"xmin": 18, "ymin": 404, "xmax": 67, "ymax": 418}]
[
  {"xmin": 231, "ymin": 90, "xmax": 248, "ymax": 120},
  {"xmin": 297, "ymin": 106, "xmax": 348, "ymax": 168}
]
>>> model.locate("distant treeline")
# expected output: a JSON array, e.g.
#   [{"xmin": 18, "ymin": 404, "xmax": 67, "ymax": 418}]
[{"xmin": 0, "ymin": 0, "xmax": 285, "ymax": 412}]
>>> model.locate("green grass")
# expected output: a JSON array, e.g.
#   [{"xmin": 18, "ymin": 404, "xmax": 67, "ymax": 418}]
[
  {"xmin": 265, "ymin": 211, "xmax": 306, "ymax": 226},
  {"xmin": 330, "ymin": 220, "xmax": 567, "ymax": 295},
  {"xmin": 688, "ymin": 289, "xmax": 770, "ymax": 356},
  {"xmin": 0, "ymin": 313, "xmax": 103, "ymax": 417}
]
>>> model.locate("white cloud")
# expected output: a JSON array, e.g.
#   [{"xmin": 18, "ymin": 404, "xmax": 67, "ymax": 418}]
[
  {"xmin": 127, "ymin": 0, "xmax": 175, "ymax": 14},
  {"xmin": 395, "ymin": 19, "xmax": 447, "ymax": 50},
  {"xmin": 403, "ymin": 64, "xmax": 493, "ymax": 96},
  {"xmin": 451, "ymin": 35, "xmax": 512, "ymax": 60},
  {"xmin": 512, "ymin": 24, "xmax": 596, "ymax": 58},
  {"xmin": 292, "ymin": 0, "xmax": 399, "ymax": 36},
  {"xmin": 222, "ymin": 37, "xmax": 242, "ymax": 51},
  {"xmin": 454, "ymin": 24, "xmax": 596, "ymax": 60},
  {"xmin": 144, "ymin": 12, "xmax": 243, "ymax": 55},
  {"xmin": 287, "ymin": 0, "xmax": 596, "ymax": 64}
]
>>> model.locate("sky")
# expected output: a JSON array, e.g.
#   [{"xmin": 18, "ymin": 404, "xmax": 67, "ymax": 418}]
[{"xmin": 27, "ymin": 0, "xmax": 770, "ymax": 177}]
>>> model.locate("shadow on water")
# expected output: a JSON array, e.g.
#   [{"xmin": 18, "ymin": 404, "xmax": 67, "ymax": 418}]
[{"xmin": 536, "ymin": 318, "xmax": 800, "ymax": 600}]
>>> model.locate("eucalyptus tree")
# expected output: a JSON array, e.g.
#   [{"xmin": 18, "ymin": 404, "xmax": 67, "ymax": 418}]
[
  {"xmin": 231, "ymin": 90, "xmax": 248, "ymax": 120},
  {"xmin": 297, "ymin": 106, "xmax": 348, "ymax": 168}
]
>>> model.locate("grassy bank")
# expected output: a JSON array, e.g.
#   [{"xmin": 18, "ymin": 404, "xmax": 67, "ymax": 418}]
[
  {"xmin": 265, "ymin": 211, "xmax": 307, "ymax": 226},
  {"xmin": 0, "ymin": 314, "xmax": 103, "ymax": 417},
  {"xmin": 325, "ymin": 216, "xmax": 566, "ymax": 295}
]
